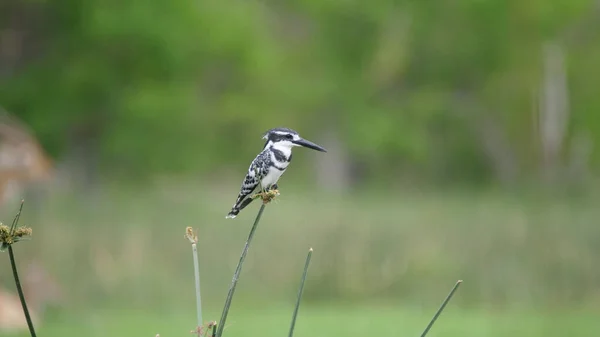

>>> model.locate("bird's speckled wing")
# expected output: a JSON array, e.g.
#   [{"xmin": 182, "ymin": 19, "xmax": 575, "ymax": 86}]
[{"xmin": 225, "ymin": 150, "xmax": 269, "ymax": 218}]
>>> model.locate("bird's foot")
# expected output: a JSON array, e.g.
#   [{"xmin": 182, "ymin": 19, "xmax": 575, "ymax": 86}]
[{"xmin": 251, "ymin": 189, "xmax": 280, "ymax": 204}]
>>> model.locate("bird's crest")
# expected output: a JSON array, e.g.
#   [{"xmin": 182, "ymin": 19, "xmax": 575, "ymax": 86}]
[{"xmin": 262, "ymin": 127, "xmax": 299, "ymax": 139}]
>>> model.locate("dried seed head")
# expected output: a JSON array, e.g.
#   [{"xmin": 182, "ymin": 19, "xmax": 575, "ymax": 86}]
[
  {"xmin": 0, "ymin": 223, "xmax": 33, "ymax": 252},
  {"xmin": 251, "ymin": 189, "xmax": 280, "ymax": 204},
  {"xmin": 14, "ymin": 227, "xmax": 33, "ymax": 237},
  {"xmin": 185, "ymin": 226, "xmax": 198, "ymax": 244}
]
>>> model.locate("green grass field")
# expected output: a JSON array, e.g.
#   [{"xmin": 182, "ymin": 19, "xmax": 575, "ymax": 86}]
[
  {"xmin": 2, "ymin": 181, "xmax": 600, "ymax": 337},
  {"xmin": 8, "ymin": 304, "xmax": 600, "ymax": 337}
]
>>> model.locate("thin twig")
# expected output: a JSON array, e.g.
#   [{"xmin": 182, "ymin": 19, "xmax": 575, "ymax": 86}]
[
  {"xmin": 216, "ymin": 204, "xmax": 267, "ymax": 337},
  {"xmin": 288, "ymin": 248, "xmax": 313, "ymax": 337},
  {"xmin": 8, "ymin": 201, "xmax": 36, "ymax": 337},
  {"xmin": 9, "ymin": 199, "xmax": 24, "ymax": 232},
  {"xmin": 420, "ymin": 280, "xmax": 462, "ymax": 337}
]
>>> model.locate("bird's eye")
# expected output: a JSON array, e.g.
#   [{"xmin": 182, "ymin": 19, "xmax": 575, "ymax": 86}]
[{"xmin": 286, "ymin": 134, "xmax": 293, "ymax": 139}]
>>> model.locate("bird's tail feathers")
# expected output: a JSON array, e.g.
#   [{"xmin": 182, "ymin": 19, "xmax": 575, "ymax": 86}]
[{"xmin": 225, "ymin": 194, "xmax": 255, "ymax": 219}]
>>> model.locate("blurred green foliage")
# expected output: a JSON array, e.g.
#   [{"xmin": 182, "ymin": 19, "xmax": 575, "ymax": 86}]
[
  {"xmin": 3, "ymin": 3, "xmax": 600, "ymax": 335},
  {"xmin": 1, "ymin": 0, "xmax": 599, "ymax": 185}
]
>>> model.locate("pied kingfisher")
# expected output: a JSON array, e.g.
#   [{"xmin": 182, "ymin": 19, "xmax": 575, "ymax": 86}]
[{"xmin": 225, "ymin": 127, "xmax": 327, "ymax": 219}]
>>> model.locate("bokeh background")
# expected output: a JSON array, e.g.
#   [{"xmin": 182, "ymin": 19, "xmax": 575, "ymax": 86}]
[{"xmin": 1, "ymin": 0, "xmax": 600, "ymax": 336}]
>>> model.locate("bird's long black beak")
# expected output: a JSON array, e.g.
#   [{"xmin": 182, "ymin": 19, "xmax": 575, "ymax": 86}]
[{"xmin": 294, "ymin": 138, "xmax": 327, "ymax": 152}]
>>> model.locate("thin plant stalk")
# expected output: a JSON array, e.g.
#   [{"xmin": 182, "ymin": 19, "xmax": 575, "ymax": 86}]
[
  {"xmin": 288, "ymin": 248, "xmax": 313, "ymax": 337},
  {"xmin": 192, "ymin": 242, "xmax": 203, "ymax": 333},
  {"xmin": 185, "ymin": 227, "xmax": 204, "ymax": 336},
  {"xmin": 216, "ymin": 203, "xmax": 266, "ymax": 337},
  {"xmin": 9, "ymin": 246, "xmax": 36, "ymax": 337},
  {"xmin": 8, "ymin": 201, "xmax": 36, "ymax": 337},
  {"xmin": 420, "ymin": 280, "xmax": 462, "ymax": 337}
]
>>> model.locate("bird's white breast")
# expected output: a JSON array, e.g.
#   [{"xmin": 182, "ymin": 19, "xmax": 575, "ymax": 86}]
[{"xmin": 260, "ymin": 166, "xmax": 285, "ymax": 188}]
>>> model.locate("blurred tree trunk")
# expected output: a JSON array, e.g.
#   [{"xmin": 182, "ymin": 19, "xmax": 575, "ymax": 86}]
[
  {"xmin": 558, "ymin": 1, "xmax": 600, "ymax": 185},
  {"xmin": 313, "ymin": 128, "xmax": 351, "ymax": 193},
  {"xmin": 566, "ymin": 131, "xmax": 592, "ymax": 184},
  {"xmin": 454, "ymin": 93, "xmax": 519, "ymax": 185},
  {"xmin": 474, "ymin": 114, "xmax": 519, "ymax": 185},
  {"xmin": 0, "ymin": 1, "xmax": 24, "ymax": 79},
  {"xmin": 56, "ymin": 118, "xmax": 103, "ymax": 195},
  {"xmin": 0, "ymin": 0, "xmax": 47, "ymax": 79},
  {"xmin": 537, "ymin": 41, "xmax": 569, "ymax": 184}
]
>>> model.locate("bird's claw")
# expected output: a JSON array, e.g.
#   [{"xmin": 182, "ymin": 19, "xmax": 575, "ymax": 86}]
[{"xmin": 251, "ymin": 189, "xmax": 280, "ymax": 204}]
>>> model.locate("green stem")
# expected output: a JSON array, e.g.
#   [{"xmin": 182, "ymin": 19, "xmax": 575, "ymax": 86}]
[
  {"xmin": 420, "ymin": 280, "xmax": 462, "ymax": 337},
  {"xmin": 288, "ymin": 248, "xmax": 313, "ymax": 337},
  {"xmin": 216, "ymin": 204, "xmax": 266, "ymax": 337},
  {"xmin": 9, "ymin": 245, "xmax": 37, "ymax": 337}
]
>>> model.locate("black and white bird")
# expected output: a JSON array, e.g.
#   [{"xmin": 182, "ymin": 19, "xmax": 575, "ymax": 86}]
[{"xmin": 225, "ymin": 127, "xmax": 327, "ymax": 219}]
